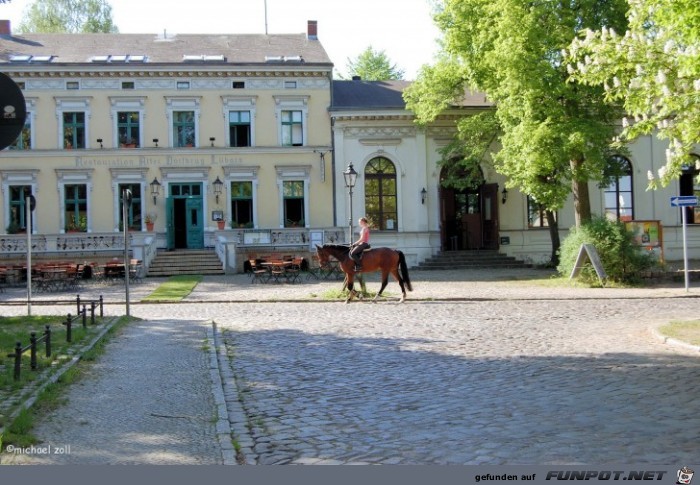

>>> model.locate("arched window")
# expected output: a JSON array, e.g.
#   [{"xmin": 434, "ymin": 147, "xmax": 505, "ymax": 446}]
[
  {"xmin": 364, "ymin": 157, "xmax": 397, "ymax": 231},
  {"xmin": 604, "ymin": 155, "xmax": 634, "ymax": 221}
]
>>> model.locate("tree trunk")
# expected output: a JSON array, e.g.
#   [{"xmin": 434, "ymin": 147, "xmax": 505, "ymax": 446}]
[
  {"xmin": 570, "ymin": 158, "xmax": 592, "ymax": 227},
  {"xmin": 546, "ymin": 210, "xmax": 560, "ymax": 267}
]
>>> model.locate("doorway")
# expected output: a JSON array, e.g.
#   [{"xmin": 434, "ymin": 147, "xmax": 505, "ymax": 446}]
[
  {"xmin": 166, "ymin": 182, "xmax": 204, "ymax": 250},
  {"xmin": 439, "ymin": 168, "xmax": 499, "ymax": 250}
]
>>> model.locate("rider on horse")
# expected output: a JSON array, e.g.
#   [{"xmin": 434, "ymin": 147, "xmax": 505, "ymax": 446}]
[{"xmin": 349, "ymin": 216, "xmax": 370, "ymax": 272}]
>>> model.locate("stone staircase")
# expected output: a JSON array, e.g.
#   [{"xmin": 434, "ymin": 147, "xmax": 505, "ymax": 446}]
[
  {"xmin": 146, "ymin": 249, "xmax": 224, "ymax": 277},
  {"xmin": 415, "ymin": 250, "xmax": 530, "ymax": 271}
]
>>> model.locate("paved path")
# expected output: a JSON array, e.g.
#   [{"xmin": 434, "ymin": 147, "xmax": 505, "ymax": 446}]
[{"xmin": 1, "ymin": 268, "xmax": 698, "ymax": 465}]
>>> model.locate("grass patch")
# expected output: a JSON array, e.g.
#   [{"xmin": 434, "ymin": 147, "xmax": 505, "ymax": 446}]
[
  {"xmin": 658, "ymin": 320, "xmax": 700, "ymax": 346},
  {"xmin": 141, "ymin": 275, "xmax": 203, "ymax": 302},
  {"xmin": 1, "ymin": 315, "xmax": 134, "ymax": 450},
  {"xmin": 0, "ymin": 315, "xmax": 97, "ymax": 395}
]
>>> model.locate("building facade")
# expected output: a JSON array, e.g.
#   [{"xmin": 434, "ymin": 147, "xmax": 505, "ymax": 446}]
[
  {"xmin": 0, "ymin": 20, "xmax": 342, "ymax": 271},
  {"xmin": 1, "ymin": 20, "xmax": 698, "ymax": 273},
  {"xmin": 331, "ymin": 80, "xmax": 700, "ymax": 266}
]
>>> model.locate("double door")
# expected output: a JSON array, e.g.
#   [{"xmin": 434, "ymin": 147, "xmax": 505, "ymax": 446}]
[{"xmin": 166, "ymin": 182, "xmax": 204, "ymax": 250}]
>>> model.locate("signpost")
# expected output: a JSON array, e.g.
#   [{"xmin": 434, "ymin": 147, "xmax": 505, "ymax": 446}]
[{"xmin": 670, "ymin": 195, "xmax": 698, "ymax": 292}]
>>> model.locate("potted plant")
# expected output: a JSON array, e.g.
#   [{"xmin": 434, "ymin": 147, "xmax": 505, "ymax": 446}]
[
  {"xmin": 145, "ymin": 213, "xmax": 156, "ymax": 231},
  {"xmin": 66, "ymin": 215, "xmax": 87, "ymax": 232},
  {"xmin": 6, "ymin": 221, "xmax": 21, "ymax": 234}
]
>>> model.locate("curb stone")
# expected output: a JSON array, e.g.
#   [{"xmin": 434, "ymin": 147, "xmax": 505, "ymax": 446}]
[{"xmin": 648, "ymin": 325, "xmax": 700, "ymax": 353}]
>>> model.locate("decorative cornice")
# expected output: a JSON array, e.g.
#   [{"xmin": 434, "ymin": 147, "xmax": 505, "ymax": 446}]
[{"xmin": 5, "ymin": 69, "xmax": 330, "ymax": 79}]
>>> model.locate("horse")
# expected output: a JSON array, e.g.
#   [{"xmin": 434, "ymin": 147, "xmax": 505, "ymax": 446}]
[{"xmin": 315, "ymin": 244, "xmax": 413, "ymax": 303}]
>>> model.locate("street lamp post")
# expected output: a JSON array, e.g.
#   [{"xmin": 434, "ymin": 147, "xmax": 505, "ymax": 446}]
[{"xmin": 343, "ymin": 163, "xmax": 358, "ymax": 244}]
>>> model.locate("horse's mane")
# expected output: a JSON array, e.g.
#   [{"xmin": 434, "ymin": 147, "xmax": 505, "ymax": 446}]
[{"xmin": 320, "ymin": 243, "xmax": 350, "ymax": 253}]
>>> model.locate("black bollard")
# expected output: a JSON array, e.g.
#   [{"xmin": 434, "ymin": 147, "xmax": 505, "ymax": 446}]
[
  {"xmin": 45, "ymin": 325, "xmax": 52, "ymax": 357},
  {"xmin": 65, "ymin": 313, "xmax": 72, "ymax": 343},
  {"xmin": 82, "ymin": 304, "xmax": 87, "ymax": 328},
  {"xmin": 99, "ymin": 295, "xmax": 104, "ymax": 317},
  {"xmin": 13, "ymin": 341, "xmax": 21, "ymax": 381},
  {"xmin": 30, "ymin": 331, "xmax": 37, "ymax": 370},
  {"xmin": 90, "ymin": 302, "xmax": 96, "ymax": 325},
  {"xmin": 76, "ymin": 294, "xmax": 81, "ymax": 315}
]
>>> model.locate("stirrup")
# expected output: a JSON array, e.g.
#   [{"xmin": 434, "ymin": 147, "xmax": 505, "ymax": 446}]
[{"xmin": 354, "ymin": 264, "xmax": 362, "ymax": 272}]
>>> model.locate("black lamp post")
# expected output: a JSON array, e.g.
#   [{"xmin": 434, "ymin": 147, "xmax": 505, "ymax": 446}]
[
  {"xmin": 150, "ymin": 177, "xmax": 161, "ymax": 205},
  {"xmin": 212, "ymin": 176, "xmax": 224, "ymax": 204},
  {"xmin": 343, "ymin": 163, "xmax": 358, "ymax": 244}
]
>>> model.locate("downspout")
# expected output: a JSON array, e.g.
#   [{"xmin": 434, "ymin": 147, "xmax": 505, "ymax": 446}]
[{"xmin": 329, "ymin": 73, "xmax": 337, "ymax": 227}]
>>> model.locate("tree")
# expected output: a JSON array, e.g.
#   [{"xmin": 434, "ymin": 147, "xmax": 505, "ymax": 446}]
[
  {"xmin": 344, "ymin": 46, "xmax": 405, "ymax": 81},
  {"xmin": 18, "ymin": 0, "xmax": 118, "ymax": 33},
  {"xmin": 405, "ymin": 0, "xmax": 628, "ymax": 263},
  {"xmin": 566, "ymin": 0, "xmax": 700, "ymax": 188}
]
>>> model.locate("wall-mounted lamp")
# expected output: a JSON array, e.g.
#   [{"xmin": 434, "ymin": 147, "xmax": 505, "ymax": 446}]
[
  {"xmin": 421, "ymin": 187, "xmax": 427, "ymax": 205},
  {"xmin": 150, "ymin": 177, "xmax": 162, "ymax": 204},
  {"xmin": 152, "ymin": 138, "xmax": 159, "ymax": 148},
  {"xmin": 212, "ymin": 176, "xmax": 224, "ymax": 204},
  {"xmin": 209, "ymin": 137, "xmax": 216, "ymax": 147},
  {"xmin": 501, "ymin": 186, "xmax": 508, "ymax": 204},
  {"xmin": 96, "ymin": 138, "xmax": 103, "ymax": 148}
]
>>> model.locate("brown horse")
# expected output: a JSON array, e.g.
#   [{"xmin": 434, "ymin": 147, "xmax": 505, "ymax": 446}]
[{"xmin": 315, "ymin": 244, "xmax": 413, "ymax": 303}]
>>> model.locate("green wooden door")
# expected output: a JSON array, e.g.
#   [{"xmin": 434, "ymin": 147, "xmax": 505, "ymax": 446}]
[{"xmin": 185, "ymin": 197, "xmax": 204, "ymax": 249}]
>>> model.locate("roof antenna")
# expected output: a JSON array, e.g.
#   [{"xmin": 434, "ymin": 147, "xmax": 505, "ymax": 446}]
[{"xmin": 264, "ymin": 0, "xmax": 268, "ymax": 34}]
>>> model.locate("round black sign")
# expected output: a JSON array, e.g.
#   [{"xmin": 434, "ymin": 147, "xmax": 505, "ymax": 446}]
[{"xmin": 0, "ymin": 72, "xmax": 27, "ymax": 150}]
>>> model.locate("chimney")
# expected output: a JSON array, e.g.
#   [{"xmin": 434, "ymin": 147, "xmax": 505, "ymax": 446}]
[
  {"xmin": 0, "ymin": 20, "xmax": 11, "ymax": 36},
  {"xmin": 307, "ymin": 20, "xmax": 318, "ymax": 40}
]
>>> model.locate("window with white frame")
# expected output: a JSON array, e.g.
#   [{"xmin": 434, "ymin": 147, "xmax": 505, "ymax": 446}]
[
  {"xmin": 9, "ymin": 117, "xmax": 31, "ymax": 150},
  {"xmin": 63, "ymin": 112, "xmax": 86, "ymax": 149},
  {"xmin": 64, "ymin": 184, "xmax": 88, "ymax": 231},
  {"xmin": 57, "ymin": 169, "xmax": 93, "ymax": 233},
  {"xmin": 1, "ymin": 170, "xmax": 38, "ymax": 233},
  {"xmin": 56, "ymin": 97, "xmax": 91, "ymax": 149},
  {"xmin": 222, "ymin": 95, "xmax": 256, "ymax": 147},
  {"xmin": 603, "ymin": 155, "xmax": 634, "ymax": 222},
  {"xmin": 224, "ymin": 165, "xmax": 259, "ymax": 229},
  {"xmin": 8, "ymin": 185, "xmax": 33, "ymax": 232},
  {"xmin": 365, "ymin": 157, "xmax": 398, "ymax": 231},
  {"xmin": 274, "ymin": 95, "xmax": 308, "ymax": 147},
  {"xmin": 527, "ymin": 195, "xmax": 556, "ymax": 228},
  {"xmin": 165, "ymin": 97, "xmax": 201, "ymax": 148},
  {"xmin": 229, "ymin": 111, "xmax": 251, "ymax": 147},
  {"xmin": 230, "ymin": 181, "xmax": 254, "ymax": 227},
  {"xmin": 276, "ymin": 165, "xmax": 310, "ymax": 227},
  {"xmin": 110, "ymin": 97, "xmax": 146, "ymax": 149},
  {"xmin": 118, "ymin": 183, "xmax": 143, "ymax": 230}
]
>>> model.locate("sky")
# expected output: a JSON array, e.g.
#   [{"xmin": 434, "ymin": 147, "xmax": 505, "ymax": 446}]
[{"xmin": 1, "ymin": 0, "xmax": 443, "ymax": 79}]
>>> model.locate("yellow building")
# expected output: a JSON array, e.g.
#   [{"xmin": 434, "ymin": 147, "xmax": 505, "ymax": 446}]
[{"xmin": 0, "ymin": 20, "xmax": 340, "ymax": 272}]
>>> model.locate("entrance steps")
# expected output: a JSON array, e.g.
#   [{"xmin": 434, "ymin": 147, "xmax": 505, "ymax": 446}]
[
  {"xmin": 416, "ymin": 250, "xmax": 530, "ymax": 270},
  {"xmin": 147, "ymin": 249, "xmax": 224, "ymax": 277}
]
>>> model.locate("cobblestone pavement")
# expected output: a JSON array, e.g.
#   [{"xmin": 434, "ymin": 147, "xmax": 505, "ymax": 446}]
[{"xmin": 0, "ymin": 268, "xmax": 698, "ymax": 465}]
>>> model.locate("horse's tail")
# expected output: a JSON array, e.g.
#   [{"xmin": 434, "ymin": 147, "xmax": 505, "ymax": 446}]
[{"xmin": 397, "ymin": 250, "xmax": 413, "ymax": 292}]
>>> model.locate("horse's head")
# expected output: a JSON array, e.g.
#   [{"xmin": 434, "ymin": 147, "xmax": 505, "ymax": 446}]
[{"xmin": 315, "ymin": 244, "xmax": 331, "ymax": 268}]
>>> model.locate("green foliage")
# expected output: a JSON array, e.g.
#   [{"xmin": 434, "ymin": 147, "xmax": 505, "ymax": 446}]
[
  {"xmin": 344, "ymin": 45, "xmax": 405, "ymax": 81},
  {"xmin": 566, "ymin": 0, "xmax": 700, "ymax": 188},
  {"xmin": 557, "ymin": 216, "xmax": 657, "ymax": 285},
  {"xmin": 405, "ymin": 0, "xmax": 628, "ymax": 219},
  {"xmin": 18, "ymin": 0, "xmax": 118, "ymax": 33}
]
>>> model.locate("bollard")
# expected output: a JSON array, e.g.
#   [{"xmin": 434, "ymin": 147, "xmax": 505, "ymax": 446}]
[
  {"xmin": 30, "ymin": 331, "xmax": 37, "ymax": 370},
  {"xmin": 44, "ymin": 325, "xmax": 52, "ymax": 358},
  {"xmin": 82, "ymin": 304, "xmax": 87, "ymax": 328},
  {"xmin": 13, "ymin": 341, "xmax": 21, "ymax": 381},
  {"xmin": 65, "ymin": 313, "xmax": 72, "ymax": 343},
  {"xmin": 99, "ymin": 295, "xmax": 104, "ymax": 317},
  {"xmin": 90, "ymin": 302, "xmax": 96, "ymax": 325},
  {"xmin": 76, "ymin": 294, "xmax": 81, "ymax": 315}
]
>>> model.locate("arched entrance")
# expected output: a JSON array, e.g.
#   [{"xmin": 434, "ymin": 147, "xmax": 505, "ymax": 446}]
[{"xmin": 439, "ymin": 167, "xmax": 499, "ymax": 251}]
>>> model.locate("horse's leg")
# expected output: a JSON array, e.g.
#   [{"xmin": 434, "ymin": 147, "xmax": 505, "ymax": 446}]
[
  {"xmin": 391, "ymin": 265, "xmax": 407, "ymax": 303},
  {"xmin": 345, "ymin": 274, "xmax": 356, "ymax": 304},
  {"xmin": 372, "ymin": 270, "xmax": 390, "ymax": 302}
]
